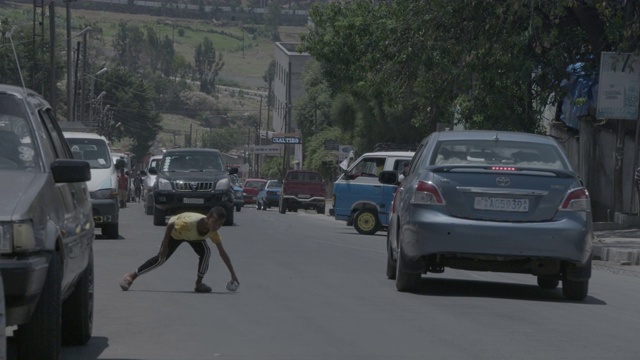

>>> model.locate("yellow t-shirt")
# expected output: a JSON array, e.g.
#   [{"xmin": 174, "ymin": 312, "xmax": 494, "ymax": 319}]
[{"xmin": 168, "ymin": 213, "xmax": 221, "ymax": 244}]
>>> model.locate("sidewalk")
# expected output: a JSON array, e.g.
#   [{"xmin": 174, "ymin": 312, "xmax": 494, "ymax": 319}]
[{"xmin": 593, "ymin": 223, "xmax": 640, "ymax": 265}]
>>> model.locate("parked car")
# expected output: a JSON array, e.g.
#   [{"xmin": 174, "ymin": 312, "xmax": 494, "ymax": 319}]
[
  {"xmin": 279, "ymin": 170, "xmax": 326, "ymax": 214},
  {"xmin": 242, "ymin": 178, "xmax": 267, "ymax": 205},
  {"xmin": 65, "ymin": 131, "xmax": 120, "ymax": 238},
  {"xmin": 149, "ymin": 148, "xmax": 238, "ymax": 226},
  {"xmin": 381, "ymin": 130, "xmax": 593, "ymax": 300},
  {"xmin": 332, "ymin": 149, "xmax": 414, "ymax": 235},
  {"xmin": 230, "ymin": 174, "xmax": 244, "ymax": 211},
  {"xmin": 0, "ymin": 84, "xmax": 95, "ymax": 358},
  {"xmin": 257, "ymin": 179, "xmax": 283, "ymax": 210},
  {"xmin": 143, "ymin": 154, "xmax": 163, "ymax": 215}
]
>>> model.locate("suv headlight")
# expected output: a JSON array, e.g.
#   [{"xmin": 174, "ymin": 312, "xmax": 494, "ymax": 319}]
[
  {"xmin": 0, "ymin": 222, "xmax": 36, "ymax": 253},
  {"xmin": 157, "ymin": 178, "xmax": 172, "ymax": 190},
  {"xmin": 91, "ymin": 188, "xmax": 117, "ymax": 199}
]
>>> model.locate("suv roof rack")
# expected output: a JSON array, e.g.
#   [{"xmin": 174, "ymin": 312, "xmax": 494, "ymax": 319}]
[{"xmin": 372, "ymin": 143, "xmax": 417, "ymax": 152}]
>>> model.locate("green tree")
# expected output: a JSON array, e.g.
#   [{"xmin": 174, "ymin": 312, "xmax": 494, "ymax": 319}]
[
  {"xmin": 94, "ymin": 68, "xmax": 162, "ymax": 160},
  {"xmin": 302, "ymin": 1, "xmax": 640, "ymax": 135},
  {"xmin": 112, "ymin": 22, "xmax": 145, "ymax": 73},
  {"xmin": 0, "ymin": 19, "xmax": 65, "ymax": 111},
  {"xmin": 264, "ymin": 0, "xmax": 282, "ymax": 41},
  {"xmin": 194, "ymin": 37, "xmax": 224, "ymax": 94}
]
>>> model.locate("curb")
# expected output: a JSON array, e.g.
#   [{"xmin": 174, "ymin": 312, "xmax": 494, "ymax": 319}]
[{"xmin": 592, "ymin": 240, "xmax": 640, "ymax": 265}]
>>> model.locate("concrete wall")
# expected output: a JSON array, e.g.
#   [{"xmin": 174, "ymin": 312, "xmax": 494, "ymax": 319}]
[{"xmin": 551, "ymin": 121, "xmax": 640, "ymax": 222}]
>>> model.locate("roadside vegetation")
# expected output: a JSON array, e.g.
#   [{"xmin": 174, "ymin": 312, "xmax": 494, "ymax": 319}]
[{"xmin": 1, "ymin": 1, "xmax": 638, "ymax": 177}]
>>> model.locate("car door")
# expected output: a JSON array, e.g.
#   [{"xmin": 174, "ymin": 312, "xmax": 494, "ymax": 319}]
[
  {"xmin": 39, "ymin": 109, "xmax": 93, "ymax": 282},
  {"xmin": 335, "ymin": 156, "xmax": 386, "ymax": 218}
]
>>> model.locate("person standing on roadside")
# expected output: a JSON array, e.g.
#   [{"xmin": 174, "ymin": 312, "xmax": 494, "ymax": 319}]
[
  {"xmin": 117, "ymin": 168, "xmax": 129, "ymax": 208},
  {"xmin": 118, "ymin": 206, "xmax": 240, "ymax": 293}
]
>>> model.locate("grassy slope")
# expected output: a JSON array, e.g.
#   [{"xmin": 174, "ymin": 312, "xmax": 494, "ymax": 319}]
[
  {"xmin": 71, "ymin": 8, "xmax": 306, "ymax": 151},
  {"xmin": 1, "ymin": 4, "xmax": 307, "ymax": 151}
]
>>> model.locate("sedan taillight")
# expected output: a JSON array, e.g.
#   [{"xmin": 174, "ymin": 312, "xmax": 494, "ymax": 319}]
[
  {"xmin": 559, "ymin": 188, "xmax": 591, "ymax": 211},
  {"xmin": 411, "ymin": 181, "xmax": 446, "ymax": 205}
]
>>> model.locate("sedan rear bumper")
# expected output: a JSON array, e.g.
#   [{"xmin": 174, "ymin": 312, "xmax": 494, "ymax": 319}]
[{"xmin": 402, "ymin": 208, "xmax": 593, "ymax": 265}]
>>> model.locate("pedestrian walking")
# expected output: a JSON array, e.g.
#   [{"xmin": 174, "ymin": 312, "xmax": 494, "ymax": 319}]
[
  {"xmin": 133, "ymin": 172, "xmax": 143, "ymax": 202},
  {"xmin": 118, "ymin": 206, "xmax": 239, "ymax": 293},
  {"xmin": 117, "ymin": 168, "xmax": 129, "ymax": 208}
]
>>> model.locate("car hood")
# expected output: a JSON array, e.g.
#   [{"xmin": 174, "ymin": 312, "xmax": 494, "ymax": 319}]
[
  {"xmin": 161, "ymin": 170, "xmax": 228, "ymax": 184},
  {"xmin": 0, "ymin": 171, "xmax": 40, "ymax": 220}
]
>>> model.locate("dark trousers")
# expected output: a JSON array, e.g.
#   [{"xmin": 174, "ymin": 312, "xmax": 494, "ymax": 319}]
[{"xmin": 136, "ymin": 237, "xmax": 211, "ymax": 278}]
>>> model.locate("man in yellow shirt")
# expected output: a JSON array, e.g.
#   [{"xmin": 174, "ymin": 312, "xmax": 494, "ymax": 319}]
[{"xmin": 118, "ymin": 206, "xmax": 239, "ymax": 293}]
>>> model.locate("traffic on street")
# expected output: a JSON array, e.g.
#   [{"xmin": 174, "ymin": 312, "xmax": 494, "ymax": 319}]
[{"xmin": 7, "ymin": 201, "xmax": 640, "ymax": 360}]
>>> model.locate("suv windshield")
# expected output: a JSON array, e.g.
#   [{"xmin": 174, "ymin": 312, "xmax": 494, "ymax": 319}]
[
  {"xmin": 0, "ymin": 94, "xmax": 40, "ymax": 171},
  {"xmin": 160, "ymin": 152, "xmax": 224, "ymax": 172},
  {"xmin": 67, "ymin": 138, "xmax": 112, "ymax": 169}
]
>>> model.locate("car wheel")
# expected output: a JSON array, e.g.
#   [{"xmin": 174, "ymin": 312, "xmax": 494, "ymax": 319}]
[
  {"xmin": 236, "ymin": 204, "xmax": 241, "ymax": 212},
  {"xmin": 279, "ymin": 199, "xmax": 287, "ymax": 214},
  {"xmin": 316, "ymin": 206, "xmax": 325, "ymax": 214},
  {"xmin": 153, "ymin": 206, "xmax": 166, "ymax": 226},
  {"xmin": 537, "ymin": 276, "xmax": 559, "ymax": 289},
  {"xmin": 395, "ymin": 242, "xmax": 420, "ymax": 292},
  {"xmin": 16, "ymin": 253, "xmax": 62, "ymax": 359},
  {"xmin": 62, "ymin": 249, "xmax": 93, "ymax": 346},
  {"xmin": 102, "ymin": 223, "xmax": 119, "ymax": 239},
  {"xmin": 562, "ymin": 277, "xmax": 589, "ymax": 301},
  {"xmin": 386, "ymin": 236, "xmax": 397, "ymax": 280},
  {"xmin": 145, "ymin": 205, "xmax": 153, "ymax": 215},
  {"xmin": 224, "ymin": 206, "xmax": 234, "ymax": 226},
  {"xmin": 256, "ymin": 202, "xmax": 261, "ymax": 210},
  {"xmin": 354, "ymin": 209, "xmax": 380, "ymax": 235}
]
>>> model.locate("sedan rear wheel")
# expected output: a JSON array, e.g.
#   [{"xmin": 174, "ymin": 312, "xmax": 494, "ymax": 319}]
[
  {"xmin": 562, "ymin": 278, "xmax": 589, "ymax": 301},
  {"xmin": 537, "ymin": 276, "xmax": 559, "ymax": 289},
  {"xmin": 386, "ymin": 238, "xmax": 396, "ymax": 280},
  {"xmin": 395, "ymin": 242, "xmax": 420, "ymax": 292}
]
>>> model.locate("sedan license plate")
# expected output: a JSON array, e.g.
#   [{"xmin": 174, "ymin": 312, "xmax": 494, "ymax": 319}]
[
  {"xmin": 183, "ymin": 198, "xmax": 204, "ymax": 204},
  {"xmin": 298, "ymin": 194, "xmax": 310, "ymax": 199},
  {"xmin": 474, "ymin": 197, "xmax": 529, "ymax": 212}
]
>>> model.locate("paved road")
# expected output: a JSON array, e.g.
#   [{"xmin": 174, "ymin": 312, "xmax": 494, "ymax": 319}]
[{"xmin": 7, "ymin": 202, "xmax": 640, "ymax": 359}]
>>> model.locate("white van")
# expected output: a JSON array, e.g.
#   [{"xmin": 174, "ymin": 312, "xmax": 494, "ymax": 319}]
[{"xmin": 64, "ymin": 132, "xmax": 120, "ymax": 239}]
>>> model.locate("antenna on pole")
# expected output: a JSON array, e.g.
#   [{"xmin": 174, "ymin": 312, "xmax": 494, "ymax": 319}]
[{"xmin": 6, "ymin": 27, "xmax": 27, "ymax": 93}]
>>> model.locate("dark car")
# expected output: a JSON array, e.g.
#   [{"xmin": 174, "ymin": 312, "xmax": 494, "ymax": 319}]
[
  {"xmin": 381, "ymin": 130, "xmax": 593, "ymax": 300},
  {"xmin": 257, "ymin": 179, "xmax": 282, "ymax": 210},
  {"xmin": 149, "ymin": 148, "xmax": 238, "ymax": 226},
  {"xmin": 0, "ymin": 84, "xmax": 95, "ymax": 358}
]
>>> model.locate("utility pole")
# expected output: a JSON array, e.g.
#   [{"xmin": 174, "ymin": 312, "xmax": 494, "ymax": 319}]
[
  {"xmin": 66, "ymin": 0, "xmax": 72, "ymax": 121},
  {"xmin": 49, "ymin": 1, "xmax": 56, "ymax": 116}
]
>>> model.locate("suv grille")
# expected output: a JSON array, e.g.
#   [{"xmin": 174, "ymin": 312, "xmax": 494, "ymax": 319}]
[{"xmin": 174, "ymin": 181, "xmax": 214, "ymax": 191}]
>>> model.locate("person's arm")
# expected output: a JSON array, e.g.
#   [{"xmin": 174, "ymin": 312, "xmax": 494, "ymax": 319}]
[
  {"xmin": 158, "ymin": 222, "xmax": 175, "ymax": 259},
  {"xmin": 213, "ymin": 242, "xmax": 238, "ymax": 283}
]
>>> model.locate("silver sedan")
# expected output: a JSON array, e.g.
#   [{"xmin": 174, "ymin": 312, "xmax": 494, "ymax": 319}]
[{"xmin": 381, "ymin": 130, "xmax": 593, "ymax": 300}]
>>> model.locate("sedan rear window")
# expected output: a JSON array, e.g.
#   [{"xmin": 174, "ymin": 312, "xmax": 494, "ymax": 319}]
[{"xmin": 432, "ymin": 140, "xmax": 568, "ymax": 170}]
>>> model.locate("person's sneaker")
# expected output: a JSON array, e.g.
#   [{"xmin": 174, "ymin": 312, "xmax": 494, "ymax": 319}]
[
  {"xmin": 194, "ymin": 283, "xmax": 212, "ymax": 293},
  {"xmin": 119, "ymin": 274, "xmax": 134, "ymax": 291}
]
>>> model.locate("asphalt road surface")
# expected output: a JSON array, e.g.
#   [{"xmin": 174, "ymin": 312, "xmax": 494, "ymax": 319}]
[{"xmin": 7, "ymin": 201, "xmax": 640, "ymax": 359}]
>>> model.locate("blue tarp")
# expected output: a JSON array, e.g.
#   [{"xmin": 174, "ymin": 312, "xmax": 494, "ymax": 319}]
[{"xmin": 560, "ymin": 63, "xmax": 599, "ymax": 129}]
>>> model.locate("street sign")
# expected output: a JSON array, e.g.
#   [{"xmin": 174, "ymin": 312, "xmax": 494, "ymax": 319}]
[
  {"xmin": 251, "ymin": 145, "xmax": 283, "ymax": 155},
  {"xmin": 272, "ymin": 137, "xmax": 301, "ymax": 144}
]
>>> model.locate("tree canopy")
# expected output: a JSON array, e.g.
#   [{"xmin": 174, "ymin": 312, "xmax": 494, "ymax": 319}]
[{"xmin": 301, "ymin": 0, "xmax": 640, "ymax": 139}]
